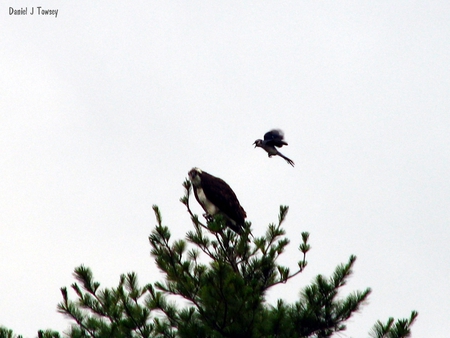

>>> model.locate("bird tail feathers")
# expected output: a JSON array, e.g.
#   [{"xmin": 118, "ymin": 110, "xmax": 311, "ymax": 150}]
[{"xmin": 278, "ymin": 152, "xmax": 295, "ymax": 167}]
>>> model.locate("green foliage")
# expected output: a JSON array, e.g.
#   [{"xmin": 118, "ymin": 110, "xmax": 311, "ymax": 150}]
[
  {"xmin": 57, "ymin": 267, "xmax": 157, "ymax": 338},
  {"xmin": 150, "ymin": 193, "xmax": 310, "ymax": 338},
  {"xmin": 370, "ymin": 311, "xmax": 418, "ymax": 338},
  {"xmin": 0, "ymin": 327, "xmax": 21, "ymax": 338},
  {"xmin": 0, "ymin": 328, "xmax": 60, "ymax": 338},
  {"xmin": 1, "ymin": 179, "xmax": 417, "ymax": 337}
]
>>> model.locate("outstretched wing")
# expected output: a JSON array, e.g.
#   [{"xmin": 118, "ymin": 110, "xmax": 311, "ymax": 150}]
[
  {"xmin": 200, "ymin": 171, "xmax": 246, "ymax": 226},
  {"xmin": 263, "ymin": 129, "xmax": 288, "ymax": 148}
]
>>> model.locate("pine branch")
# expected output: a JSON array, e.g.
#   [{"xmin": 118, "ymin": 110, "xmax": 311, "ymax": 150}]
[
  {"xmin": 57, "ymin": 287, "xmax": 97, "ymax": 337},
  {"xmin": 370, "ymin": 310, "xmax": 418, "ymax": 338},
  {"xmin": 37, "ymin": 330, "xmax": 61, "ymax": 338},
  {"xmin": 0, "ymin": 327, "xmax": 24, "ymax": 338},
  {"xmin": 150, "ymin": 207, "xmax": 207, "ymax": 316},
  {"xmin": 287, "ymin": 256, "xmax": 372, "ymax": 337},
  {"xmin": 180, "ymin": 179, "xmax": 207, "ymax": 230}
]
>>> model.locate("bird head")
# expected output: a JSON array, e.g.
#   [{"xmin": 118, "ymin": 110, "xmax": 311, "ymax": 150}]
[
  {"xmin": 188, "ymin": 167, "xmax": 202, "ymax": 186},
  {"xmin": 253, "ymin": 139, "xmax": 263, "ymax": 148}
]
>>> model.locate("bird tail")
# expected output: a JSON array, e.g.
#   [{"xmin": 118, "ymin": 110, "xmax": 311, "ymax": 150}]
[
  {"xmin": 278, "ymin": 152, "xmax": 295, "ymax": 167},
  {"xmin": 226, "ymin": 220, "xmax": 253, "ymax": 242},
  {"xmin": 226, "ymin": 220, "xmax": 243, "ymax": 234}
]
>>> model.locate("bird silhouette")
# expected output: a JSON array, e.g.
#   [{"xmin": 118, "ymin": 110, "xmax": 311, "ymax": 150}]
[
  {"xmin": 188, "ymin": 168, "xmax": 247, "ymax": 234},
  {"xmin": 253, "ymin": 129, "xmax": 295, "ymax": 167}
]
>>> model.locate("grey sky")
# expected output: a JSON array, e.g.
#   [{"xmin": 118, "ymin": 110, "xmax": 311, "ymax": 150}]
[{"xmin": 1, "ymin": 2, "xmax": 449, "ymax": 337}]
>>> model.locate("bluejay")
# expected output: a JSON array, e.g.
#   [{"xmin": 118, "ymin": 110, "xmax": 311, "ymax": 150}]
[{"xmin": 253, "ymin": 129, "xmax": 295, "ymax": 167}]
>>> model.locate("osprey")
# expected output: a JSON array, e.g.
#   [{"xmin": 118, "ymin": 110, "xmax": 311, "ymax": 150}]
[
  {"xmin": 253, "ymin": 129, "xmax": 295, "ymax": 167},
  {"xmin": 188, "ymin": 168, "xmax": 247, "ymax": 234}
]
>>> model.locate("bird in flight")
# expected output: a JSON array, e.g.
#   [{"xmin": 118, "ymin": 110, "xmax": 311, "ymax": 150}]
[
  {"xmin": 253, "ymin": 129, "xmax": 295, "ymax": 167},
  {"xmin": 188, "ymin": 168, "xmax": 247, "ymax": 234}
]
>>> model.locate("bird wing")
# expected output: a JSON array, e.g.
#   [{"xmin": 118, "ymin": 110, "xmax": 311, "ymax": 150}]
[
  {"xmin": 264, "ymin": 129, "xmax": 288, "ymax": 148},
  {"xmin": 200, "ymin": 172, "xmax": 246, "ymax": 225}
]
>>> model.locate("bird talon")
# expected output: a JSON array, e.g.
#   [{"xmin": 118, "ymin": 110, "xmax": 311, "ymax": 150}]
[{"xmin": 203, "ymin": 213, "xmax": 213, "ymax": 222}]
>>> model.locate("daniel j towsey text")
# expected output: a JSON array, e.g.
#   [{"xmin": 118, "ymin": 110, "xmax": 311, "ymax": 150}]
[{"xmin": 9, "ymin": 7, "xmax": 58, "ymax": 18}]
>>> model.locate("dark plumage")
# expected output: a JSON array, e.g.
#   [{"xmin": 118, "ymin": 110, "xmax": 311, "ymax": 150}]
[
  {"xmin": 188, "ymin": 168, "xmax": 247, "ymax": 234},
  {"xmin": 253, "ymin": 129, "xmax": 295, "ymax": 167}
]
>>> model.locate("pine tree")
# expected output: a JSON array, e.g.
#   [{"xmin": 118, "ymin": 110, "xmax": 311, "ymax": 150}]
[{"xmin": 0, "ymin": 179, "xmax": 417, "ymax": 338}]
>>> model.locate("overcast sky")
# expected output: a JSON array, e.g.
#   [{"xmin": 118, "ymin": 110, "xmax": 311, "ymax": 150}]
[{"xmin": 1, "ymin": 2, "xmax": 449, "ymax": 337}]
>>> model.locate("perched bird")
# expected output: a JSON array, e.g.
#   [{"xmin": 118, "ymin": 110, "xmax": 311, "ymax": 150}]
[
  {"xmin": 188, "ymin": 167, "xmax": 247, "ymax": 234},
  {"xmin": 253, "ymin": 129, "xmax": 295, "ymax": 167}
]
